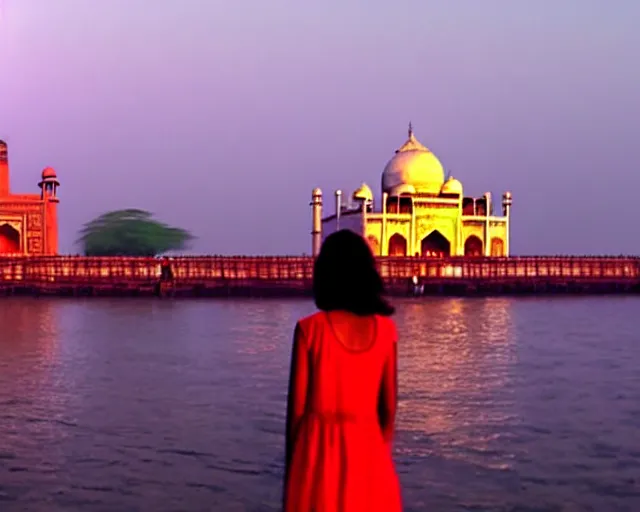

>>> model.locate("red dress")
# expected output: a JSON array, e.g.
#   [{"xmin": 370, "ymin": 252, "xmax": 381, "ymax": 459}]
[{"xmin": 284, "ymin": 311, "xmax": 402, "ymax": 512}]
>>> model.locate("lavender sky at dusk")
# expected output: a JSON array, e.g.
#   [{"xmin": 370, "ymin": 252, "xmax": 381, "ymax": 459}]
[{"xmin": 1, "ymin": 1, "xmax": 639, "ymax": 255}]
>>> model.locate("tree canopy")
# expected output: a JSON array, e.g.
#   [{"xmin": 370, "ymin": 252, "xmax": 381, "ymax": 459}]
[{"xmin": 77, "ymin": 209, "xmax": 195, "ymax": 257}]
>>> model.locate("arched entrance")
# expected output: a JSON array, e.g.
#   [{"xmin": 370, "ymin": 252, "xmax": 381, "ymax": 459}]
[
  {"xmin": 0, "ymin": 223, "xmax": 20, "ymax": 254},
  {"xmin": 421, "ymin": 230, "xmax": 450, "ymax": 257},
  {"xmin": 367, "ymin": 235, "xmax": 380, "ymax": 256},
  {"xmin": 388, "ymin": 233, "xmax": 407, "ymax": 256},
  {"xmin": 491, "ymin": 238, "xmax": 505, "ymax": 257},
  {"xmin": 464, "ymin": 235, "xmax": 483, "ymax": 257}
]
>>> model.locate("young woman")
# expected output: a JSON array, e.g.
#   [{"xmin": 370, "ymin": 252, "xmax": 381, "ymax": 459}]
[{"xmin": 283, "ymin": 230, "xmax": 402, "ymax": 511}]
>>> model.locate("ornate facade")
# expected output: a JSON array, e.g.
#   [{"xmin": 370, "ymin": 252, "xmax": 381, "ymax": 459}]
[
  {"xmin": 311, "ymin": 125, "xmax": 512, "ymax": 257},
  {"xmin": 0, "ymin": 140, "xmax": 60, "ymax": 255}
]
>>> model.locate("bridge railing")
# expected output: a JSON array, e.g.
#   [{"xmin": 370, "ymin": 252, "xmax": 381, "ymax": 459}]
[
  {"xmin": 378, "ymin": 256, "xmax": 640, "ymax": 281},
  {"xmin": 0, "ymin": 255, "xmax": 639, "ymax": 285}
]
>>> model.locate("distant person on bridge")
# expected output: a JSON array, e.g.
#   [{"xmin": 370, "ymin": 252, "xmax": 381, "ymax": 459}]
[
  {"xmin": 283, "ymin": 229, "xmax": 402, "ymax": 512},
  {"xmin": 160, "ymin": 257, "xmax": 174, "ymax": 281},
  {"xmin": 155, "ymin": 257, "xmax": 175, "ymax": 298}
]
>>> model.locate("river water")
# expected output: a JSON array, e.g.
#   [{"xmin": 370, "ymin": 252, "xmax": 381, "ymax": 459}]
[{"xmin": 0, "ymin": 297, "xmax": 638, "ymax": 511}]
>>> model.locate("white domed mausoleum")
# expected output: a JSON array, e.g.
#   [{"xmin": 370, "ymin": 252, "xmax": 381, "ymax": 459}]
[{"xmin": 310, "ymin": 124, "xmax": 512, "ymax": 257}]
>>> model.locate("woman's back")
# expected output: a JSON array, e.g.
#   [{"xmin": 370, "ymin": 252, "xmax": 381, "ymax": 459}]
[
  {"xmin": 300, "ymin": 311, "xmax": 394, "ymax": 420},
  {"xmin": 284, "ymin": 311, "xmax": 401, "ymax": 511}
]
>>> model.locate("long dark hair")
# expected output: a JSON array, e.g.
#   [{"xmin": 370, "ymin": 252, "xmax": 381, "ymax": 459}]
[{"xmin": 312, "ymin": 230, "xmax": 394, "ymax": 316}]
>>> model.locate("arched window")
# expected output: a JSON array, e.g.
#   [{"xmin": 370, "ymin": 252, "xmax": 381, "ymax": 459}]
[
  {"xmin": 0, "ymin": 223, "xmax": 20, "ymax": 254},
  {"xmin": 464, "ymin": 235, "xmax": 483, "ymax": 257},
  {"xmin": 421, "ymin": 231, "xmax": 450, "ymax": 257},
  {"xmin": 388, "ymin": 233, "xmax": 407, "ymax": 256},
  {"xmin": 490, "ymin": 238, "xmax": 505, "ymax": 257},
  {"xmin": 367, "ymin": 235, "xmax": 380, "ymax": 256}
]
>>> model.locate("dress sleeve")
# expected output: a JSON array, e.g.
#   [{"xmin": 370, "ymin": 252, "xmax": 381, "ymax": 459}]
[{"xmin": 284, "ymin": 322, "xmax": 309, "ymax": 483}]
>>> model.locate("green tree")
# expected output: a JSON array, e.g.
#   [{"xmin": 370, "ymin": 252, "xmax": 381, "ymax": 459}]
[{"xmin": 77, "ymin": 209, "xmax": 195, "ymax": 256}]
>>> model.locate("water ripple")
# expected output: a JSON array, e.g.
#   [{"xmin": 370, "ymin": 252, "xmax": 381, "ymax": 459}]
[{"xmin": 0, "ymin": 296, "xmax": 639, "ymax": 511}]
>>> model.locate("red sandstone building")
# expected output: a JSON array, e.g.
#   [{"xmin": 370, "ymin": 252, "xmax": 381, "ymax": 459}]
[{"xmin": 0, "ymin": 140, "xmax": 60, "ymax": 255}]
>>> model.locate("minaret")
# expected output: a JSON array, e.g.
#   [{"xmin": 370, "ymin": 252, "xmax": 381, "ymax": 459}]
[
  {"xmin": 38, "ymin": 167, "xmax": 60, "ymax": 255},
  {"xmin": 0, "ymin": 140, "xmax": 9, "ymax": 197},
  {"xmin": 502, "ymin": 191, "xmax": 512, "ymax": 257},
  {"xmin": 481, "ymin": 192, "xmax": 492, "ymax": 256},
  {"xmin": 334, "ymin": 189, "xmax": 342, "ymax": 230},
  {"xmin": 311, "ymin": 188, "xmax": 323, "ymax": 257},
  {"xmin": 502, "ymin": 191, "xmax": 512, "ymax": 217}
]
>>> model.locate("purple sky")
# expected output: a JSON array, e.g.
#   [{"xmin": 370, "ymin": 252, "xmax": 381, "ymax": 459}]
[{"xmin": 1, "ymin": 1, "xmax": 639, "ymax": 255}]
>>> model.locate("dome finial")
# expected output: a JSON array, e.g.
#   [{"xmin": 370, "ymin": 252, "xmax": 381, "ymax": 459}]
[{"xmin": 408, "ymin": 121, "xmax": 413, "ymax": 138}]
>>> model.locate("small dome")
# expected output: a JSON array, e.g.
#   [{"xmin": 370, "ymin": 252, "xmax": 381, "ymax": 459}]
[
  {"xmin": 381, "ymin": 124, "xmax": 445, "ymax": 196},
  {"xmin": 441, "ymin": 176, "xmax": 463, "ymax": 195},
  {"xmin": 42, "ymin": 167, "xmax": 57, "ymax": 179},
  {"xmin": 503, "ymin": 191, "xmax": 512, "ymax": 199},
  {"xmin": 311, "ymin": 187, "xmax": 322, "ymax": 196},
  {"xmin": 352, "ymin": 183, "xmax": 373, "ymax": 202}
]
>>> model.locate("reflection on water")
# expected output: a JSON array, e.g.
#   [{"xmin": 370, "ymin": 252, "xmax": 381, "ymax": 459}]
[
  {"xmin": 394, "ymin": 298, "xmax": 522, "ymax": 510},
  {"xmin": 398, "ymin": 298, "xmax": 518, "ymax": 470},
  {"xmin": 0, "ymin": 299, "xmax": 65, "ymax": 501},
  {"xmin": 0, "ymin": 297, "xmax": 639, "ymax": 511},
  {"xmin": 229, "ymin": 300, "xmax": 300, "ymax": 356},
  {"xmin": 0, "ymin": 297, "xmax": 60, "ymax": 352}
]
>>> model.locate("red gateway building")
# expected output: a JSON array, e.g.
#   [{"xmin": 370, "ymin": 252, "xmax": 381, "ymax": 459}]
[{"xmin": 0, "ymin": 139, "xmax": 60, "ymax": 255}]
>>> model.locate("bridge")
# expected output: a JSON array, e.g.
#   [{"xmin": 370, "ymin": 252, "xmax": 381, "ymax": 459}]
[{"xmin": 1, "ymin": 255, "xmax": 639, "ymax": 297}]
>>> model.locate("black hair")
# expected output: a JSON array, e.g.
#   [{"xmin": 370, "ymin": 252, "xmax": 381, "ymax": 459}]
[{"xmin": 312, "ymin": 229, "xmax": 395, "ymax": 316}]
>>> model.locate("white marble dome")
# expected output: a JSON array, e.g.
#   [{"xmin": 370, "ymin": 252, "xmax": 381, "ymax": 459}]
[{"xmin": 381, "ymin": 125, "xmax": 445, "ymax": 196}]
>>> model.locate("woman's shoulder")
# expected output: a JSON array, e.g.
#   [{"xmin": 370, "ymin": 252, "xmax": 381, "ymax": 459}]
[
  {"xmin": 376, "ymin": 315, "xmax": 398, "ymax": 342},
  {"xmin": 296, "ymin": 311, "xmax": 326, "ymax": 332},
  {"xmin": 296, "ymin": 311, "xmax": 397, "ymax": 340}
]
